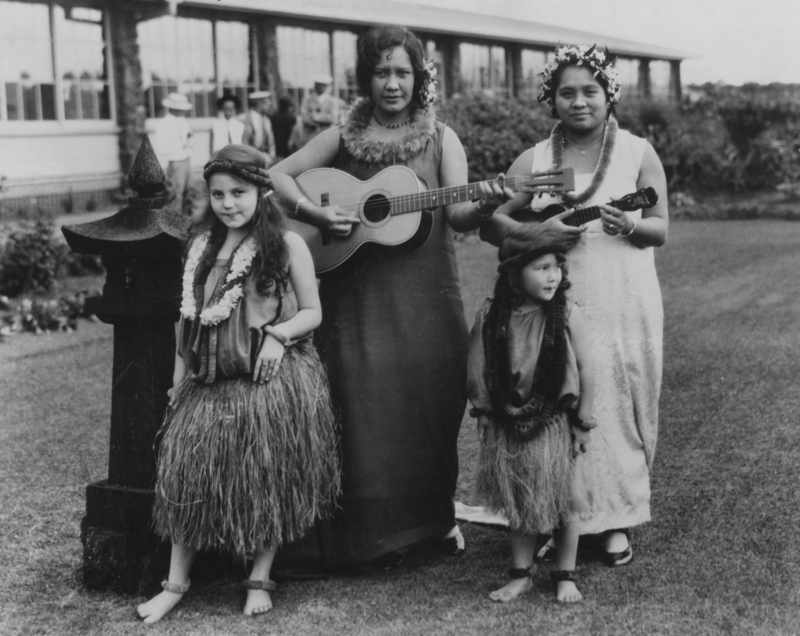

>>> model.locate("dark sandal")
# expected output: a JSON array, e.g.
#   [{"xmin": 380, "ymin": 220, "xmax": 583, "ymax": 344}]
[
  {"xmin": 508, "ymin": 566, "xmax": 532, "ymax": 579},
  {"xmin": 604, "ymin": 528, "xmax": 633, "ymax": 567},
  {"xmin": 549, "ymin": 570, "xmax": 577, "ymax": 584},
  {"xmin": 241, "ymin": 579, "xmax": 277, "ymax": 592}
]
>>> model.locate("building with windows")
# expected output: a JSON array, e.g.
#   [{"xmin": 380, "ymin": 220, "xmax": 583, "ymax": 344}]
[{"xmin": 0, "ymin": 0, "xmax": 686, "ymax": 215}]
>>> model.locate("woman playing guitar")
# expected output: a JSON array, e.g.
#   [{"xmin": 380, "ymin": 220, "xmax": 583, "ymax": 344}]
[{"xmin": 270, "ymin": 24, "xmax": 513, "ymax": 566}]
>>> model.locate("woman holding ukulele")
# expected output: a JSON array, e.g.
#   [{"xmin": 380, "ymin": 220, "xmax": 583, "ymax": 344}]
[
  {"xmin": 270, "ymin": 24, "xmax": 512, "ymax": 564},
  {"xmin": 481, "ymin": 44, "xmax": 669, "ymax": 566}
]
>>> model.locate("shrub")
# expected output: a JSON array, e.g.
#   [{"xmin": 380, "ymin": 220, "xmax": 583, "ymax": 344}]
[
  {"xmin": 0, "ymin": 222, "xmax": 104, "ymax": 297},
  {"xmin": 437, "ymin": 94, "xmax": 553, "ymax": 181},
  {"xmin": 0, "ymin": 221, "xmax": 61, "ymax": 297}
]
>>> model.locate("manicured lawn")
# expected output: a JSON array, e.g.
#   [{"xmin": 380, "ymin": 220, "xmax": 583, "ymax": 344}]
[{"xmin": 1, "ymin": 220, "xmax": 799, "ymax": 635}]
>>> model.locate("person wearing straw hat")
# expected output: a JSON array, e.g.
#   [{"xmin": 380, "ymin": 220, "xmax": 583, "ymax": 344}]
[
  {"xmin": 153, "ymin": 92, "xmax": 194, "ymax": 215},
  {"xmin": 243, "ymin": 91, "xmax": 277, "ymax": 166},
  {"xmin": 296, "ymin": 74, "xmax": 342, "ymax": 149}
]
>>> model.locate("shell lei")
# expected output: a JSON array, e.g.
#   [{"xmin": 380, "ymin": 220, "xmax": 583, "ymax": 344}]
[{"xmin": 180, "ymin": 231, "xmax": 257, "ymax": 326}]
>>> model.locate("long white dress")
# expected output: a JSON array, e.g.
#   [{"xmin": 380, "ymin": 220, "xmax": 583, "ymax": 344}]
[{"xmin": 528, "ymin": 128, "xmax": 663, "ymax": 534}]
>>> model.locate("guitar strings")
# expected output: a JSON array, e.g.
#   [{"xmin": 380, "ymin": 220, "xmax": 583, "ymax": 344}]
[{"xmin": 319, "ymin": 173, "xmax": 568, "ymax": 216}]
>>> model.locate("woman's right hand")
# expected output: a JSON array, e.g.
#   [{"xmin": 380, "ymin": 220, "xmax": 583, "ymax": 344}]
[{"xmin": 317, "ymin": 204, "xmax": 361, "ymax": 238}]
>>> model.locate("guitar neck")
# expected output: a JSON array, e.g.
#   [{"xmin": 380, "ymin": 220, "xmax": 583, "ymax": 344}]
[
  {"xmin": 563, "ymin": 205, "xmax": 602, "ymax": 227},
  {"xmin": 388, "ymin": 174, "xmax": 555, "ymax": 216}
]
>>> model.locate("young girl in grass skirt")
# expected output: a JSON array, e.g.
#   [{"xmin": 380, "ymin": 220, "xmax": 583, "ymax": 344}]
[
  {"xmin": 467, "ymin": 236, "xmax": 595, "ymax": 604},
  {"xmin": 137, "ymin": 144, "xmax": 340, "ymax": 623}
]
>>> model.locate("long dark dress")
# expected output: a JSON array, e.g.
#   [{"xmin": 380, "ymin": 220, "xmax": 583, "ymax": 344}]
[{"xmin": 316, "ymin": 118, "xmax": 469, "ymax": 563}]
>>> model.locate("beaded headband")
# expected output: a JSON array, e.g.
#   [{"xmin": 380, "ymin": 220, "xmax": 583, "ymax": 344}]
[
  {"xmin": 538, "ymin": 44, "xmax": 621, "ymax": 117},
  {"xmin": 202, "ymin": 159, "xmax": 274, "ymax": 190}
]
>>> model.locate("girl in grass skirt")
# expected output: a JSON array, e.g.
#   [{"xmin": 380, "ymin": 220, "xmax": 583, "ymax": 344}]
[
  {"xmin": 137, "ymin": 145, "xmax": 340, "ymax": 623},
  {"xmin": 467, "ymin": 237, "xmax": 595, "ymax": 604}
]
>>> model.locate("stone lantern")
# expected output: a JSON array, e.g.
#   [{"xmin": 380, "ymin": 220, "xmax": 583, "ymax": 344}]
[{"xmin": 62, "ymin": 136, "xmax": 190, "ymax": 594}]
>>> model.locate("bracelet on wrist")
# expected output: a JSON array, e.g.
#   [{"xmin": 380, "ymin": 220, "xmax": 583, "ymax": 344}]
[
  {"xmin": 620, "ymin": 218, "xmax": 636, "ymax": 237},
  {"xmin": 293, "ymin": 196, "xmax": 308, "ymax": 219},
  {"xmin": 262, "ymin": 325, "xmax": 292, "ymax": 347}
]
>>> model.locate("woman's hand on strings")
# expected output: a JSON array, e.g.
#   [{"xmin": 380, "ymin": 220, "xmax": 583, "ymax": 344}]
[
  {"xmin": 254, "ymin": 335, "xmax": 286, "ymax": 383},
  {"xmin": 599, "ymin": 204, "xmax": 631, "ymax": 236},
  {"xmin": 478, "ymin": 173, "xmax": 515, "ymax": 212},
  {"xmin": 320, "ymin": 205, "xmax": 360, "ymax": 238}
]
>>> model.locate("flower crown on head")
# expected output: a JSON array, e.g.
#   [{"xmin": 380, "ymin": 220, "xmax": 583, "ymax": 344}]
[
  {"xmin": 537, "ymin": 44, "xmax": 621, "ymax": 116},
  {"xmin": 419, "ymin": 59, "xmax": 438, "ymax": 106}
]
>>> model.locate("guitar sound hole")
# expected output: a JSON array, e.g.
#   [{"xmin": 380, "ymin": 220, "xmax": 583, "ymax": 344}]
[{"xmin": 363, "ymin": 194, "xmax": 391, "ymax": 224}]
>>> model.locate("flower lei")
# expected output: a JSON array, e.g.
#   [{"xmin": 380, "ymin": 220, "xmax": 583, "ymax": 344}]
[
  {"xmin": 180, "ymin": 231, "xmax": 257, "ymax": 326},
  {"xmin": 538, "ymin": 44, "xmax": 621, "ymax": 117},
  {"xmin": 550, "ymin": 116, "xmax": 618, "ymax": 207},
  {"xmin": 419, "ymin": 59, "xmax": 438, "ymax": 106}
]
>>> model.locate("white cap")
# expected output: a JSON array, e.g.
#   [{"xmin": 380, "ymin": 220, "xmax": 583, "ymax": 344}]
[
  {"xmin": 313, "ymin": 74, "xmax": 333, "ymax": 85},
  {"xmin": 161, "ymin": 93, "xmax": 193, "ymax": 111},
  {"xmin": 248, "ymin": 90, "xmax": 272, "ymax": 100}
]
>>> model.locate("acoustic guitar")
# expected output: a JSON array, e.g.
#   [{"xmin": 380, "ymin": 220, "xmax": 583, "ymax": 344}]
[
  {"xmin": 283, "ymin": 165, "xmax": 575, "ymax": 273},
  {"xmin": 510, "ymin": 187, "xmax": 659, "ymax": 226}
]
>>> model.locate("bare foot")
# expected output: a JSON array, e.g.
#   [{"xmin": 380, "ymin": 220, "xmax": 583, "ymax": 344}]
[
  {"xmin": 243, "ymin": 589, "xmax": 273, "ymax": 616},
  {"xmin": 136, "ymin": 589, "xmax": 185, "ymax": 623},
  {"xmin": 555, "ymin": 580, "xmax": 583, "ymax": 603},
  {"xmin": 489, "ymin": 576, "xmax": 533, "ymax": 603}
]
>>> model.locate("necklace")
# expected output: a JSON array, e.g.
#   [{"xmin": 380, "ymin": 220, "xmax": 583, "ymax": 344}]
[
  {"xmin": 551, "ymin": 117, "xmax": 618, "ymax": 207},
  {"xmin": 373, "ymin": 108, "xmax": 410, "ymax": 129},
  {"xmin": 564, "ymin": 129, "xmax": 605, "ymax": 155}
]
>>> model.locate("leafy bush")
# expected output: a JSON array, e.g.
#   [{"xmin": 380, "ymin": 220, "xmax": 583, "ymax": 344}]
[
  {"xmin": 437, "ymin": 94, "xmax": 553, "ymax": 181},
  {"xmin": 438, "ymin": 90, "xmax": 800, "ymax": 195},
  {"xmin": 0, "ymin": 222, "xmax": 104, "ymax": 297},
  {"xmin": 0, "ymin": 222, "xmax": 61, "ymax": 297}
]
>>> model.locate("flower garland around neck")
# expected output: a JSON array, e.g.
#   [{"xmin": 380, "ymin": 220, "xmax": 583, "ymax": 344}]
[
  {"xmin": 551, "ymin": 116, "xmax": 618, "ymax": 207},
  {"xmin": 180, "ymin": 231, "xmax": 257, "ymax": 326}
]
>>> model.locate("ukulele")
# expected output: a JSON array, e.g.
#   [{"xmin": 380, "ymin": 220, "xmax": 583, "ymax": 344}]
[
  {"xmin": 283, "ymin": 165, "xmax": 575, "ymax": 273},
  {"xmin": 510, "ymin": 187, "xmax": 658, "ymax": 226}
]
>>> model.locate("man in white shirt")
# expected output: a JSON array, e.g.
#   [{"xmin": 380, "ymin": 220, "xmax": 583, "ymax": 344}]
[
  {"xmin": 242, "ymin": 91, "xmax": 276, "ymax": 167},
  {"xmin": 296, "ymin": 75, "xmax": 342, "ymax": 149},
  {"xmin": 210, "ymin": 95, "xmax": 245, "ymax": 154},
  {"xmin": 153, "ymin": 93, "xmax": 193, "ymax": 215}
]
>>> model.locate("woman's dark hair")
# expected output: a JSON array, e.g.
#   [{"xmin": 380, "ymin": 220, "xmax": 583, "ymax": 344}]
[
  {"xmin": 499, "ymin": 250, "xmax": 570, "ymax": 311},
  {"xmin": 356, "ymin": 24, "xmax": 427, "ymax": 109},
  {"xmin": 277, "ymin": 95, "xmax": 294, "ymax": 113},
  {"xmin": 195, "ymin": 145, "xmax": 289, "ymax": 294},
  {"xmin": 548, "ymin": 63, "xmax": 615, "ymax": 119},
  {"xmin": 216, "ymin": 94, "xmax": 241, "ymax": 113}
]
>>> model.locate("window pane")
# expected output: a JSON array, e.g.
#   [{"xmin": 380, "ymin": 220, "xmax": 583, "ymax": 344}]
[
  {"xmin": 615, "ymin": 58, "xmax": 639, "ymax": 99},
  {"xmin": 138, "ymin": 14, "xmax": 215, "ymax": 117},
  {"xmin": 650, "ymin": 60, "xmax": 671, "ymax": 99},
  {"xmin": 54, "ymin": 5, "xmax": 110, "ymax": 120},
  {"xmin": 333, "ymin": 30, "xmax": 357, "ymax": 103},
  {"xmin": 216, "ymin": 19, "xmax": 254, "ymax": 111},
  {"xmin": 521, "ymin": 49, "xmax": 547, "ymax": 99},
  {"xmin": 460, "ymin": 43, "xmax": 489, "ymax": 92},
  {"xmin": 0, "ymin": 0, "xmax": 55, "ymax": 120},
  {"xmin": 277, "ymin": 26, "xmax": 331, "ymax": 90}
]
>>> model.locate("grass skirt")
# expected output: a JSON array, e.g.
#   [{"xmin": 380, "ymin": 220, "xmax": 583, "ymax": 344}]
[
  {"xmin": 152, "ymin": 341, "xmax": 340, "ymax": 555},
  {"xmin": 476, "ymin": 411, "xmax": 573, "ymax": 534}
]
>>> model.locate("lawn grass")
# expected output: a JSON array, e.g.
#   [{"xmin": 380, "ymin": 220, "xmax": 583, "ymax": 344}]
[{"xmin": 2, "ymin": 220, "xmax": 799, "ymax": 635}]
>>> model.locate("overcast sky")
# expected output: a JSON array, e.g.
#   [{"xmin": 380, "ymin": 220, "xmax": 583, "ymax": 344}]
[{"xmin": 396, "ymin": 0, "xmax": 799, "ymax": 85}]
